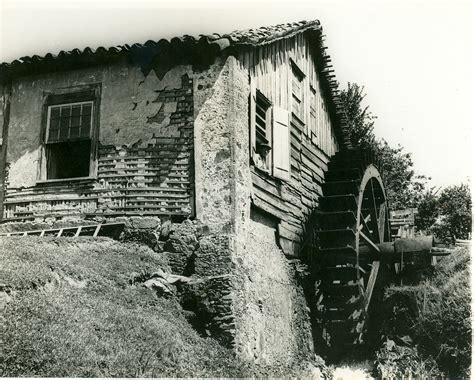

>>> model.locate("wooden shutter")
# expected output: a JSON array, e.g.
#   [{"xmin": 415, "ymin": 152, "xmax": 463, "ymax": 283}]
[
  {"xmin": 249, "ymin": 80, "xmax": 257, "ymax": 162},
  {"xmin": 272, "ymin": 106, "xmax": 290, "ymax": 180}
]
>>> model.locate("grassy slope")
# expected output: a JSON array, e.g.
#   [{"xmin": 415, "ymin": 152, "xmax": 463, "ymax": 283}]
[
  {"xmin": 376, "ymin": 246, "xmax": 471, "ymax": 377},
  {"xmin": 1, "ymin": 237, "xmax": 246, "ymax": 377}
]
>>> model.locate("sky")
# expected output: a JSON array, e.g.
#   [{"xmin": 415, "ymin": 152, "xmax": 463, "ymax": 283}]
[{"xmin": 0, "ymin": 0, "xmax": 472, "ymax": 189}]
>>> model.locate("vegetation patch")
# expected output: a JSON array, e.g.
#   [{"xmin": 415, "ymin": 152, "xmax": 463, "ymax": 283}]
[{"xmin": 374, "ymin": 247, "xmax": 471, "ymax": 378}]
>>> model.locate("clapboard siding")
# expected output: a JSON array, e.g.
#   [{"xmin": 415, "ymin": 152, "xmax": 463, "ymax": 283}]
[{"xmin": 243, "ymin": 34, "xmax": 339, "ymax": 256}]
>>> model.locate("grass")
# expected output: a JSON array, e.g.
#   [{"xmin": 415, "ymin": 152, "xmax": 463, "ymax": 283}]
[{"xmin": 0, "ymin": 237, "xmax": 246, "ymax": 377}]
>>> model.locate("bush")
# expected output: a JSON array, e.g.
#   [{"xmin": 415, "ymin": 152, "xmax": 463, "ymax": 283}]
[{"xmin": 376, "ymin": 247, "xmax": 471, "ymax": 377}]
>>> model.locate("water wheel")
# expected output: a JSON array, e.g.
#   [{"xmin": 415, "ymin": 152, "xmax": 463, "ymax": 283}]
[{"xmin": 315, "ymin": 149, "xmax": 391, "ymax": 350}]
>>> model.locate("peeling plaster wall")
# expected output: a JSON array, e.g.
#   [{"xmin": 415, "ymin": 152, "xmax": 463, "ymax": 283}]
[{"xmin": 4, "ymin": 61, "xmax": 195, "ymax": 220}]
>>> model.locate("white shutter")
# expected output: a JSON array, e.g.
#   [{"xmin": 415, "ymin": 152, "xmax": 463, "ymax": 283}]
[{"xmin": 272, "ymin": 106, "xmax": 290, "ymax": 180}]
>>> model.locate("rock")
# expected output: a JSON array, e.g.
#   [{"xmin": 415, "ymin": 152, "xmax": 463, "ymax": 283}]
[
  {"xmin": 130, "ymin": 216, "xmax": 161, "ymax": 230},
  {"xmin": 63, "ymin": 276, "xmax": 88, "ymax": 288},
  {"xmin": 0, "ymin": 291, "xmax": 12, "ymax": 310},
  {"xmin": 143, "ymin": 278, "xmax": 174, "ymax": 297},
  {"xmin": 165, "ymin": 273, "xmax": 193, "ymax": 285},
  {"xmin": 160, "ymin": 220, "xmax": 173, "ymax": 239}
]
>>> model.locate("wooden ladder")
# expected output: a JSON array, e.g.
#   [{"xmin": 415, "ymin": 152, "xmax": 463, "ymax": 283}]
[{"xmin": 0, "ymin": 222, "xmax": 125, "ymax": 239}]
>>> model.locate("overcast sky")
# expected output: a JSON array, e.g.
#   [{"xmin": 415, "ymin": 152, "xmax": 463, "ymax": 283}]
[{"xmin": 0, "ymin": 0, "xmax": 472, "ymax": 189}]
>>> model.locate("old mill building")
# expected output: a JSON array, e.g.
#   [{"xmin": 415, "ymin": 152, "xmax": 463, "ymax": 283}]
[{"xmin": 1, "ymin": 21, "xmax": 390, "ymax": 363}]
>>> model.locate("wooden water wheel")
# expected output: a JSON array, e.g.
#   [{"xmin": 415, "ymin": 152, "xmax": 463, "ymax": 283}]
[{"xmin": 315, "ymin": 149, "xmax": 392, "ymax": 349}]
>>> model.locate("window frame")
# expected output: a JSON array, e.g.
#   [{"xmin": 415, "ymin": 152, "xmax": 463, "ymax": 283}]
[
  {"xmin": 37, "ymin": 84, "xmax": 101, "ymax": 183},
  {"xmin": 309, "ymin": 84, "xmax": 318, "ymax": 144},
  {"xmin": 250, "ymin": 87, "xmax": 273, "ymax": 174},
  {"xmin": 290, "ymin": 59, "xmax": 306, "ymax": 124}
]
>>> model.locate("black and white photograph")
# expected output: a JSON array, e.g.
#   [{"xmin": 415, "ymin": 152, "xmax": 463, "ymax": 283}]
[{"xmin": 0, "ymin": 0, "xmax": 472, "ymax": 378}]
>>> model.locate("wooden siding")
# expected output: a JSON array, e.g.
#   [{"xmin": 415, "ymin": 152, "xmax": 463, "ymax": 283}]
[
  {"xmin": 241, "ymin": 35, "xmax": 339, "ymax": 256},
  {"xmin": 241, "ymin": 34, "xmax": 339, "ymax": 157}
]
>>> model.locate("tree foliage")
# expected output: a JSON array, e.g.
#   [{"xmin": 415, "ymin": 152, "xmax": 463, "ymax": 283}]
[
  {"xmin": 417, "ymin": 184, "xmax": 472, "ymax": 244},
  {"xmin": 340, "ymin": 82, "xmax": 471, "ymax": 243},
  {"xmin": 339, "ymin": 83, "xmax": 427, "ymax": 209}
]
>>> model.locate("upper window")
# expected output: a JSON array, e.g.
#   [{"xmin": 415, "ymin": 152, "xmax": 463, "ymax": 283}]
[
  {"xmin": 40, "ymin": 87, "xmax": 100, "ymax": 181},
  {"xmin": 252, "ymin": 90, "xmax": 272, "ymax": 172},
  {"xmin": 291, "ymin": 62, "xmax": 305, "ymax": 122},
  {"xmin": 46, "ymin": 101, "xmax": 93, "ymax": 143},
  {"xmin": 249, "ymin": 86, "xmax": 290, "ymax": 180}
]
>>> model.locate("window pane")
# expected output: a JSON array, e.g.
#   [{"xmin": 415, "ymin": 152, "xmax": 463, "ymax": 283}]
[
  {"xmin": 50, "ymin": 107, "xmax": 60, "ymax": 119},
  {"xmin": 61, "ymin": 106, "xmax": 71, "ymax": 118},
  {"xmin": 71, "ymin": 116, "xmax": 81, "ymax": 128},
  {"xmin": 82, "ymin": 114, "xmax": 92, "ymax": 130},
  {"xmin": 48, "ymin": 130, "xmax": 59, "ymax": 142},
  {"xmin": 59, "ymin": 117, "xmax": 70, "ymax": 131},
  {"xmin": 82, "ymin": 104, "xmax": 92, "ymax": 116},
  {"xmin": 80, "ymin": 125, "xmax": 91, "ymax": 138},
  {"xmin": 59, "ymin": 125, "xmax": 69, "ymax": 140},
  {"xmin": 69, "ymin": 127, "xmax": 80, "ymax": 139},
  {"xmin": 71, "ymin": 105, "xmax": 82, "ymax": 117},
  {"xmin": 49, "ymin": 118, "xmax": 60, "ymax": 130}
]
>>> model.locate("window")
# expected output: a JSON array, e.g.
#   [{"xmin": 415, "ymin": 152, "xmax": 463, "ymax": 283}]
[
  {"xmin": 291, "ymin": 62, "xmax": 305, "ymax": 122},
  {"xmin": 40, "ymin": 87, "xmax": 100, "ymax": 181},
  {"xmin": 309, "ymin": 85, "xmax": 318, "ymax": 141},
  {"xmin": 252, "ymin": 90, "xmax": 272, "ymax": 172},
  {"xmin": 249, "ymin": 85, "xmax": 290, "ymax": 180}
]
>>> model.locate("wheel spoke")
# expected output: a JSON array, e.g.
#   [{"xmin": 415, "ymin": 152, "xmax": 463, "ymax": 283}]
[
  {"xmin": 369, "ymin": 179, "xmax": 381, "ymax": 243},
  {"xmin": 358, "ymin": 213, "xmax": 371, "ymax": 233},
  {"xmin": 363, "ymin": 261, "xmax": 380, "ymax": 312},
  {"xmin": 378, "ymin": 203, "xmax": 386, "ymax": 242},
  {"xmin": 360, "ymin": 230, "xmax": 380, "ymax": 253}
]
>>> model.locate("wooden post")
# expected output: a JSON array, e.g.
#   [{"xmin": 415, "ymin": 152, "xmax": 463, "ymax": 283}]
[{"xmin": 0, "ymin": 82, "xmax": 12, "ymax": 222}]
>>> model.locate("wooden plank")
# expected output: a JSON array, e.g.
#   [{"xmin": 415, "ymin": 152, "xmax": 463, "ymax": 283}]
[{"xmin": 93, "ymin": 224, "xmax": 101, "ymax": 237}]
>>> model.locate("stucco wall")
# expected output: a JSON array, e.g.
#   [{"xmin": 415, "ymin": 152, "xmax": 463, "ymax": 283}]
[{"xmin": 233, "ymin": 220, "xmax": 314, "ymax": 364}]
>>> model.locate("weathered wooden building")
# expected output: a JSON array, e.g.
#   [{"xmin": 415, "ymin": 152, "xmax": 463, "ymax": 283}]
[{"xmin": 0, "ymin": 21, "xmax": 351, "ymax": 364}]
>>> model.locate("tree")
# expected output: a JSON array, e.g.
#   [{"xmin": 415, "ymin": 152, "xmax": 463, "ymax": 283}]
[
  {"xmin": 419, "ymin": 184, "xmax": 472, "ymax": 244},
  {"xmin": 340, "ymin": 82, "xmax": 428, "ymax": 210},
  {"xmin": 415, "ymin": 188, "xmax": 440, "ymax": 232}
]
